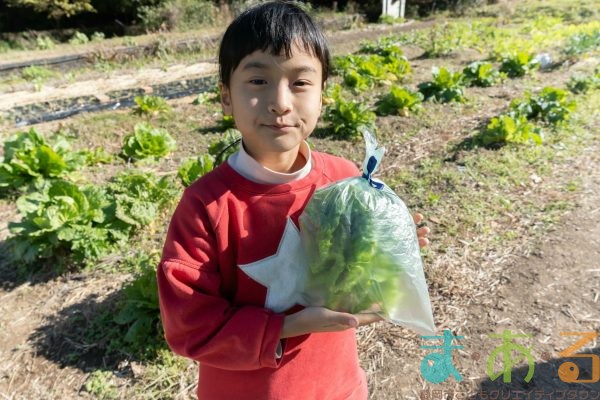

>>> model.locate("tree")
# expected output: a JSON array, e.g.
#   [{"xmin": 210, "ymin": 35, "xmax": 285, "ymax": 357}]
[{"xmin": 6, "ymin": 0, "xmax": 96, "ymax": 21}]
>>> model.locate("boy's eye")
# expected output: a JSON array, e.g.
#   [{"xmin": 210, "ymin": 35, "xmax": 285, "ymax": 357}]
[
  {"xmin": 249, "ymin": 79, "xmax": 267, "ymax": 85},
  {"xmin": 294, "ymin": 80, "xmax": 311, "ymax": 87}
]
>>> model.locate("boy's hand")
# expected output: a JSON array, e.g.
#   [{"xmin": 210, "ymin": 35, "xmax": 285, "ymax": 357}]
[
  {"xmin": 281, "ymin": 306, "xmax": 383, "ymax": 339},
  {"xmin": 413, "ymin": 212, "xmax": 430, "ymax": 248}
]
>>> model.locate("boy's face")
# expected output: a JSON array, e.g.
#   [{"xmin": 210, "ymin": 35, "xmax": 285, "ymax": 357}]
[{"xmin": 220, "ymin": 44, "xmax": 323, "ymax": 168}]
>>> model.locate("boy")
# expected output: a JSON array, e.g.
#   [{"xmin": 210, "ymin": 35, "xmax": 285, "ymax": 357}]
[{"xmin": 157, "ymin": 2, "xmax": 429, "ymax": 399}]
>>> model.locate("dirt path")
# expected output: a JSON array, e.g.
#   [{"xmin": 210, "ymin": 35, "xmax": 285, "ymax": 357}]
[{"xmin": 399, "ymin": 144, "xmax": 600, "ymax": 399}]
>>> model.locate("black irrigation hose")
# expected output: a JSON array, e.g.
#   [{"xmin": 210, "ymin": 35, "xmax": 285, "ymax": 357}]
[{"xmin": 6, "ymin": 75, "xmax": 218, "ymax": 127}]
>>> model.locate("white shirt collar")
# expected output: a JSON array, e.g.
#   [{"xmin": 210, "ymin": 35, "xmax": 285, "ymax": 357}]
[{"xmin": 227, "ymin": 141, "xmax": 312, "ymax": 185}]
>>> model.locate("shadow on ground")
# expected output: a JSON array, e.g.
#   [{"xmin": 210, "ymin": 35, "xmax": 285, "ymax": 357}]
[
  {"xmin": 0, "ymin": 238, "xmax": 77, "ymax": 291},
  {"xmin": 28, "ymin": 289, "xmax": 165, "ymax": 372}
]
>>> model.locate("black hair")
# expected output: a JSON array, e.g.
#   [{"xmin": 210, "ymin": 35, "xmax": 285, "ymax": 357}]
[{"xmin": 218, "ymin": 1, "xmax": 330, "ymax": 87}]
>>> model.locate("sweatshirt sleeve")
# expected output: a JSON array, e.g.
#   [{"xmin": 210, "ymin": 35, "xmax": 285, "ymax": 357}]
[{"xmin": 157, "ymin": 187, "xmax": 286, "ymax": 371}]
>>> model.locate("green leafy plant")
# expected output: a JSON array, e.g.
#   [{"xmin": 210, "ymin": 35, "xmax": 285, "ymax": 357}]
[
  {"xmin": 217, "ymin": 114, "xmax": 236, "ymax": 130},
  {"xmin": 8, "ymin": 180, "xmax": 114, "ymax": 264},
  {"xmin": 90, "ymin": 32, "xmax": 105, "ymax": 42},
  {"xmin": 178, "ymin": 154, "xmax": 214, "ymax": 186},
  {"xmin": 359, "ymin": 37, "xmax": 405, "ymax": 58},
  {"xmin": 121, "ymin": 123, "xmax": 176, "ymax": 162},
  {"xmin": 462, "ymin": 61, "xmax": 505, "ymax": 87},
  {"xmin": 107, "ymin": 170, "xmax": 180, "ymax": 229},
  {"xmin": 0, "ymin": 129, "xmax": 82, "ymax": 191},
  {"xmin": 83, "ymin": 371, "xmax": 117, "ymax": 400},
  {"xmin": 8, "ymin": 171, "xmax": 179, "ymax": 266},
  {"xmin": 334, "ymin": 51, "xmax": 410, "ymax": 92},
  {"xmin": 423, "ymin": 23, "xmax": 462, "ymax": 57},
  {"xmin": 323, "ymin": 85, "xmax": 376, "ymax": 141},
  {"xmin": 133, "ymin": 95, "xmax": 171, "ymax": 116},
  {"xmin": 378, "ymin": 15, "xmax": 404, "ymax": 25},
  {"xmin": 375, "ymin": 86, "xmax": 424, "ymax": 116},
  {"xmin": 567, "ymin": 70, "xmax": 600, "ymax": 94},
  {"xmin": 35, "ymin": 36, "xmax": 55, "ymax": 50},
  {"xmin": 208, "ymin": 129, "xmax": 241, "ymax": 166},
  {"xmin": 499, "ymin": 51, "xmax": 540, "ymax": 78},
  {"xmin": 418, "ymin": 66, "xmax": 467, "ymax": 103},
  {"xmin": 509, "ymin": 87, "xmax": 576, "ymax": 125},
  {"xmin": 21, "ymin": 65, "xmax": 54, "ymax": 90},
  {"xmin": 563, "ymin": 31, "xmax": 600, "ymax": 56},
  {"xmin": 78, "ymin": 147, "xmax": 114, "ymax": 165},
  {"xmin": 68, "ymin": 31, "xmax": 89, "ymax": 45},
  {"xmin": 478, "ymin": 114, "xmax": 543, "ymax": 146},
  {"xmin": 114, "ymin": 259, "xmax": 161, "ymax": 346}
]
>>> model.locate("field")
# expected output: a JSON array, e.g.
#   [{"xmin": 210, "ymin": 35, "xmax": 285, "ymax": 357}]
[{"xmin": 0, "ymin": 0, "xmax": 599, "ymax": 399}]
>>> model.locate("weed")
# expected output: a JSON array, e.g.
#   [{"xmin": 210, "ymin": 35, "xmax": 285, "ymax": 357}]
[
  {"xmin": 84, "ymin": 370, "xmax": 118, "ymax": 400},
  {"xmin": 68, "ymin": 31, "xmax": 89, "ymax": 45}
]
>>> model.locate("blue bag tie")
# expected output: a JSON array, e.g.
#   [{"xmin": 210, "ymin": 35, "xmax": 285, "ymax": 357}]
[{"xmin": 362, "ymin": 156, "xmax": 384, "ymax": 190}]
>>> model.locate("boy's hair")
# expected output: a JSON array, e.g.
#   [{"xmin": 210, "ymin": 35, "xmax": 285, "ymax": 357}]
[{"xmin": 219, "ymin": 1, "xmax": 330, "ymax": 87}]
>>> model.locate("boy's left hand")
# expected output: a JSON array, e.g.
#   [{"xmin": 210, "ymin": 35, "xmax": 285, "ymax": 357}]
[{"xmin": 413, "ymin": 213, "xmax": 430, "ymax": 248}]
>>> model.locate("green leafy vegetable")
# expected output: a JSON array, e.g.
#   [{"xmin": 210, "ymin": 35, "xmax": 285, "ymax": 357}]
[
  {"xmin": 376, "ymin": 86, "xmax": 424, "ymax": 116},
  {"xmin": 8, "ymin": 171, "xmax": 180, "ymax": 266},
  {"xmin": 297, "ymin": 165, "xmax": 435, "ymax": 332},
  {"xmin": 208, "ymin": 128, "xmax": 241, "ymax": 166},
  {"xmin": 114, "ymin": 259, "xmax": 161, "ymax": 344},
  {"xmin": 499, "ymin": 51, "xmax": 539, "ymax": 78},
  {"xmin": 478, "ymin": 114, "xmax": 543, "ymax": 146},
  {"xmin": 178, "ymin": 154, "xmax": 214, "ymax": 186},
  {"xmin": 0, "ymin": 128, "xmax": 82, "ymax": 190},
  {"xmin": 418, "ymin": 66, "xmax": 466, "ymax": 103},
  {"xmin": 563, "ymin": 30, "xmax": 600, "ymax": 56},
  {"xmin": 567, "ymin": 70, "xmax": 600, "ymax": 94},
  {"xmin": 334, "ymin": 51, "xmax": 411, "ymax": 92},
  {"xmin": 509, "ymin": 87, "xmax": 576, "ymax": 125},
  {"xmin": 121, "ymin": 122, "xmax": 176, "ymax": 162},
  {"xmin": 322, "ymin": 84, "xmax": 376, "ymax": 141},
  {"xmin": 8, "ymin": 180, "xmax": 114, "ymax": 263},
  {"xmin": 462, "ymin": 61, "xmax": 505, "ymax": 87},
  {"xmin": 133, "ymin": 95, "xmax": 171, "ymax": 116}
]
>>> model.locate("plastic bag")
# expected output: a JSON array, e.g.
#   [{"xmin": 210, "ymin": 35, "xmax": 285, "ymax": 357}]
[{"xmin": 299, "ymin": 130, "xmax": 436, "ymax": 335}]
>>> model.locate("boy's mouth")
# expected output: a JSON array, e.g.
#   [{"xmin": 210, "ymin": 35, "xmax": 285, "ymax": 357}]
[{"xmin": 264, "ymin": 123, "xmax": 297, "ymax": 130}]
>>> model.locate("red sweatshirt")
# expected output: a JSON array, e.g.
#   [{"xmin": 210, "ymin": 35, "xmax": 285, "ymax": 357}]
[{"xmin": 157, "ymin": 151, "xmax": 368, "ymax": 400}]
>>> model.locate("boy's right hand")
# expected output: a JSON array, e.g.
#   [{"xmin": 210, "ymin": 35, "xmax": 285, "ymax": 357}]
[{"xmin": 280, "ymin": 307, "xmax": 382, "ymax": 338}]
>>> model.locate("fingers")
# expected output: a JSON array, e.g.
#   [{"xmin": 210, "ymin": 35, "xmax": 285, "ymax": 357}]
[
  {"xmin": 412, "ymin": 212, "xmax": 424, "ymax": 225},
  {"xmin": 417, "ymin": 225, "xmax": 430, "ymax": 248},
  {"xmin": 320, "ymin": 308, "xmax": 359, "ymax": 329},
  {"xmin": 282, "ymin": 307, "xmax": 359, "ymax": 338},
  {"xmin": 354, "ymin": 312, "xmax": 384, "ymax": 326}
]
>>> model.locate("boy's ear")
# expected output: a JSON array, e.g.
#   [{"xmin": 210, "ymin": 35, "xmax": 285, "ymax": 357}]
[{"xmin": 219, "ymin": 82, "xmax": 233, "ymax": 116}]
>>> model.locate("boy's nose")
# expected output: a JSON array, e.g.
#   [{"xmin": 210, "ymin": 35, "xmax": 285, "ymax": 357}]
[{"xmin": 268, "ymin": 85, "xmax": 292, "ymax": 115}]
